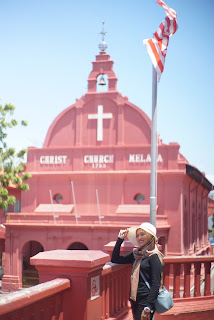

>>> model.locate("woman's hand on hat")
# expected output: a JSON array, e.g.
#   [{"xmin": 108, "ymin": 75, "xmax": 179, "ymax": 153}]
[{"xmin": 118, "ymin": 229, "xmax": 128, "ymax": 239}]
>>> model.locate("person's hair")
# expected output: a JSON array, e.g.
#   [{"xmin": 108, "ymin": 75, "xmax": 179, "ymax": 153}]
[{"xmin": 147, "ymin": 235, "xmax": 155, "ymax": 249}]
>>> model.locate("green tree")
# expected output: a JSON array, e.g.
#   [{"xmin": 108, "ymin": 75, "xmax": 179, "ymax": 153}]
[{"xmin": 0, "ymin": 102, "xmax": 31, "ymax": 210}]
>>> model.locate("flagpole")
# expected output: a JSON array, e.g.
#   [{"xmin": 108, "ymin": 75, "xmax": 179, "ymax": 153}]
[{"xmin": 150, "ymin": 66, "xmax": 158, "ymax": 227}]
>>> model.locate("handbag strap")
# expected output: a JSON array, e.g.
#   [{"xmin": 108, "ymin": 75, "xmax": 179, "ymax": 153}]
[
  {"xmin": 140, "ymin": 269, "xmax": 164, "ymax": 290},
  {"xmin": 139, "ymin": 269, "xmax": 151, "ymax": 289}
]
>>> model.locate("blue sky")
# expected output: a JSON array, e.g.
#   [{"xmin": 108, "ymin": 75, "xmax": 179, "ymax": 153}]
[{"xmin": 0, "ymin": 0, "xmax": 213, "ymax": 187}]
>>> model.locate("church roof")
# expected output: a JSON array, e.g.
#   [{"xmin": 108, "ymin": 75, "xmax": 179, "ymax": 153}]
[{"xmin": 186, "ymin": 164, "xmax": 213, "ymax": 191}]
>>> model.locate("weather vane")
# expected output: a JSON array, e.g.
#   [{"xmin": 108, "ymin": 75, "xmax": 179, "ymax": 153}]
[{"xmin": 98, "ymin": 20, "xmax": 107, "ymax": 52}]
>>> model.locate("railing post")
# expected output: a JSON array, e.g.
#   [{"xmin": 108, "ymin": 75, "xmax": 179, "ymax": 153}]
[
  {"xmin": 101, "ymin": 275, "xmax": 106, "ymax": 320},
  {"xmin": 116, "ymin": 270, "xmax": 119, "ymax": 312},
  {"xmin": 183, "ymin": 262, "xmax": 191, "ymax": 298},
  {"xmin": 173, "ymin": 263, "xmax": 181, "ymax": 299},
  {"xmin": 112, "ymin": 272, "xmax": 116, "ymax": 314},
  {"xmin": 163, "ymin": 263, "xmax": 170, "ymax": 290},
  {"xmin": 204, "ymin": 261, "xmax": 211, "ymax": 296},
  {"xmin": 105, "ymin": 275, "xmax": 110, "ymax": 319},
  {"xmin": 31, "ymin": 250, "xmax": 109, "ymax": 320},
  {"xmin": 109, "ymin": 273, "xmax": 113, "ymax": 316},
  {"xmin": 194, "ymin": 262, "xmax": 201, "ymax": 297},
  {"xmin": 119, "ymin": 270, "xmax": 123, "ymax": 310}
]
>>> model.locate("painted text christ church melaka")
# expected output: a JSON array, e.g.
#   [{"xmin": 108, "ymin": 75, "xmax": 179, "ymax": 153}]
[{"xmin": 1, "ymin": 37, "xmax": 213, "ymax": 292}]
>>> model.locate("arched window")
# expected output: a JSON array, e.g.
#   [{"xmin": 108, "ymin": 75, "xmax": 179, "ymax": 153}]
[
  {"xmin": 67, "ymin": 242, "xmax": 88, "ymax": 250},
  {"xmin": 134, "ymin": 193, "xmax": 145, "ymax": 204},
  {"xmin": 22, "ymin": 241, "xmax": 44, "ymax": 287},
  {"xmin": 53, "ymin": 193, "xmax": 63, "ymax": 203}
]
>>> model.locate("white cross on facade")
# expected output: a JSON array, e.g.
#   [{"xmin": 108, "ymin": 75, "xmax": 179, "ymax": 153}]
[{"xmin": 88, "ymin": 105, "xmax": 112, "ymax": 141}]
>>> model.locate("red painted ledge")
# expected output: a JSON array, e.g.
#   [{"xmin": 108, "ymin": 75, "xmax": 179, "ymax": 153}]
[
  {"xmin": 0, "ymin": 278, "xmax": 70, "ymax": 316},
  {"xmin": 155, "ymin": 296, "xmax": 214, "ymax": 320}
]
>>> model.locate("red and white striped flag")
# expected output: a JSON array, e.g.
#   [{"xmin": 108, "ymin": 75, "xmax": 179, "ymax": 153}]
[{"xmin": 143, "ymin": 0, "xmax": 178, "ymax": 81}]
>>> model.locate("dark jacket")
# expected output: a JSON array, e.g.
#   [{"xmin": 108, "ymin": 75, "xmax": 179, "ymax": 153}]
[{"xmin": 111, "ymin": 237, "xmax": 162, "ymax": 309}]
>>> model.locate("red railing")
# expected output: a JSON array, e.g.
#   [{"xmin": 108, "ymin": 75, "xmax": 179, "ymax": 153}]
[
  {"xmin": 163, "ymin": 256, "xmax": 214, "ymax": 299},
  {"xmin": 101, "ymin": 263, "xmax": 132, "ymax": 319},
  {"xmin": 101, "ymin": 256, "xmax": 214, "ymax": 320},
  {"xmin": 0, "ymin": 255, "xmax": 213, "ymax": 320},
  {"xmin": 0, "ymin": 278, "xmax": 70, "ymax": 320}
]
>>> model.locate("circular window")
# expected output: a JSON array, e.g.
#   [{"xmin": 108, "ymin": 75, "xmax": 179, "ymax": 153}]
[
  {"xmin": 53, "ymin": 194, "xmax": 63, "ymax": 203},
  {"xmin": 134, "ymin": 193, "xmax": 145, "ymax": 204}
]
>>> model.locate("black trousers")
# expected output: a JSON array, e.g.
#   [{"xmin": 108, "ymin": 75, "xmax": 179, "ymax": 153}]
[{"xmin": 130, "ymin": 299, "xmax": 154, "ymax": 320}]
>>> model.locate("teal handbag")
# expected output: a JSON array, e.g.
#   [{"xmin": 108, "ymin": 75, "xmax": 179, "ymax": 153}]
[{"xmin": 140, "ymin": 270, "xmax": 174, "ymax": 314}]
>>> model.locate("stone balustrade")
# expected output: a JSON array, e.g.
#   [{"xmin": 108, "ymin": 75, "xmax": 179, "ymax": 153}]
[
  {"xmin": 0, "ymin": 248, "xmax": 214, "ymax": 320},
  {"xmin": 101, "ymin": 263, "xmax": 132, "ymax": 319},
  {"xmin": 0, "ymin": 278, "xmax": 70, "ymax": 319},
  {"xmin": 162, "ymin": 255, "xmax": 214, "ymax": 299}
]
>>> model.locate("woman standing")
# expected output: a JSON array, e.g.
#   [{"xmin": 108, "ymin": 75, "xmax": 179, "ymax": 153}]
[{"xmin": 111, "ymin": 222, "xmax": 164, "ymax": 320}]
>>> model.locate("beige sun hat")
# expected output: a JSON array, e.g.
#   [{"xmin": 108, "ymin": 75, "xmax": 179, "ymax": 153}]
[{"xmin": 127, "ymin": 222, "xmax": 157, "ymax": 247}]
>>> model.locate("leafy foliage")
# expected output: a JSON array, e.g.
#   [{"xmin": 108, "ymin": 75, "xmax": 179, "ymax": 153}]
[{"xmin": 0, "ymin": 102, "xmax": 31, "ymax": 210}]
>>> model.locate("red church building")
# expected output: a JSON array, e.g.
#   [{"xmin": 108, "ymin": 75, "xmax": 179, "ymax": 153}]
[{"xmin": 1, "ymin": 38, "xmax": 213, "ymax": 292}]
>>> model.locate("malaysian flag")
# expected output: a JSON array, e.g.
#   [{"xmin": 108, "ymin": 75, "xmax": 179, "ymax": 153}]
[{"xmin": 143, "ymin": 0, "xmax": 178, "ymax": 81}]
